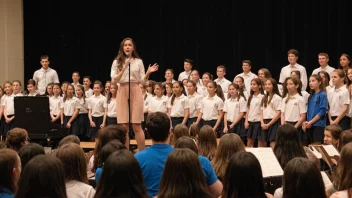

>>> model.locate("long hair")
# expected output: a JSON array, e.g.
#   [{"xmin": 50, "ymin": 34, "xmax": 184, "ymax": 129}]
[
  {"xmin": 283, "ymin": 158, "xmax": 326, "ymax": 198},
  {"xmin": 338, "ymin": 130, "xmax": 352, "ymax": 151},
  {"xmin": 334, "ymin": 142, "xmax": 352, "ymax": 197},
  {"xmin": 283, "ymin": 77, "xmax": 302, "ymax": 104},
  {"xmin": 212, "ymin": 134, "xmax": 245, "ymax": 181},
  {"xmin": 247, "ymin": 78, "xmax": 264, "ymax": 107},
  {"xmin": 273, "ymin": 124, "xmax": 307, "ymax": 169},
  {"xmin": 261, "ymin": 78, "xmax": 281, "ymax": 107},
  {"xmin": 63, "ymin": 84, "xmax": 75, "ymax": 102},
  {"xmin": 93, "ymin": 125, "xmax": 127, "ymax": 172},
  {"xmin": 15, "ymin": 155, "xmax": 67, "ymax": 198},
  {"xmin": 114, "ymin": 37, "xmax": 141, "ymax": 71},
  {"xmin": 308, "ymin": 74, "xmax": 325, "ymax": 101},
  {"xmin": 94, "ymin": 150, "xmax": 149, "ymax": 198},
  {"xmin": 227, "ymin": 83, "xmax": 246, "ymax": 101},
  {"xmin": 198, "ymin": 125, "xmax": 217, "ymax": 161},
  {"xmin": 222, "ymin": 151, "xmax": 267, "ymax": 198},
  {"xmin": 174, "ymin": 136, "xmax": 199, "ymax": 154},
  {"xmin": 107, "ymin": 84, "xmax": 117, "ymax": 104},
  {"xmin": 318, "ymin": 71, "xmax": 330, "ymax": 89},
  {"xmin": 157, "ymin": 149, "xmax": 213, "ymax": 198},
  {"xmin": 18, "ymin": 143, "xmax": 45, "ymax": 170},
  {"xmin": 170, "ymin": 124, "xmax": 189, "ymax": 146},
  {"xmin": 56, "ymin": 143, "xmax": 88, "ymax": 184},
  {"xmin": 76, "ymin": 84, "xmax": 86, "ymax": 104},
  {"xmin": 170, "ymin": 81, "xmax": 186, "ymax": 105},
  {"xmin": 0, "ymin": 149, "xmax": 19, "ymax": 194}
]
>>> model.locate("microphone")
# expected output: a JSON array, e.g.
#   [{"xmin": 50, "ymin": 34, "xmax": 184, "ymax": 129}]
[{"xmin": 126, "ymin": 52, "xmax": 130, "ymax": 59}]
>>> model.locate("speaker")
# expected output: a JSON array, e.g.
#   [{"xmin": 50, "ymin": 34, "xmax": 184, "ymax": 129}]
[{"xmin": 14, "ymin": 96, "xmax": 61, "ymax": 139}]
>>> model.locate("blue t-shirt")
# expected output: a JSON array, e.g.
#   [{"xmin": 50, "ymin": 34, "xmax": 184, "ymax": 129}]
[
  {"xmin": 0, "ymin": 187, "xmax": 14, "ymax": 198},
  {"xmin": 95, "ymin": 167, "xmax": 103, "ymax": 184},
  {"xmin": 307, "ymin": 91, "xmax": 328, "ymax": 127},
  {"xmin": 135, "ymin": 144, "xmax": 174, "ymax": 197},
  {"xmin": 198, "ymin": 156, "xmax": 218, "ymax": 186}
]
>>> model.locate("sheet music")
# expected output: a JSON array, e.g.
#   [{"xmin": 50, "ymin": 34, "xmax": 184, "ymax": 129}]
[
  {"xmin": 246, "ymin": 148, "xmax": 283, "ymax": 178},
  {"xmin": 307, "ymin": 146, "xmax": 322, "ymax": 159},
  {"xmin": 321, "ymin": 171, "xmax": 333, "ymax": 189},
  {"xmin": 322, "ymin": 145, "xmax": 340, "ymax": 156}
]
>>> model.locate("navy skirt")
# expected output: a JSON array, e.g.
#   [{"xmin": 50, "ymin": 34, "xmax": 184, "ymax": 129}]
[
  {"xmin": 260, "ymin": 119, "xmax": 280, "ymax": 142},
  {"xmin": 87, "ymin": 116, "xmax": 103, "ymax": 139}
]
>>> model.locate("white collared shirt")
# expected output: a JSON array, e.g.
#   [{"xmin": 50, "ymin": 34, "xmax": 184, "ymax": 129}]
[
  {"xmin": 281, "ymin": 93, "xmax": 307, "ymax": 122},
  {"xmin": 262, "ymin": 94, "xmax": 282, "ymax": 119},
  {"xmin": 223, "ymin": 97, "xmax": 247, "ymax": 122},
  {"xmin": 327, "ymin": 86, "xmax": 350, "ymax": 117},
  {"xmin": 214, "ymin": 77, "xmax": 232, "ymax": 99},
  {"xmin": 247, "ymin": 94, "xmax": 264, "ymax": 122},
  {"xmin": 33, "ymin": 67, "xmax": 60, "ymax": 95},
  {"xmin": 88, "ymin": 94, "xmax": 107, "ymax": 117},
  {"xmin": 167, "ymin": 94, "xmax": 189, "ymax": 117},
  {"xmin": 279, "ymin": 63, "xmax": 308, "ymax": 90},
  {"xmin": 187, "ymin": 92, "xmax": 204, "ymax": 118},
  {"xmin": 178, "ymin": 70, "xmax": 192, "ymax": 81},
  {"xmin": 200, "ymin": 95, "xmax": 224, "ymax": 121},
  {"xmin": 311, "ymin": 65, "xmax": 335, "ymax": 85},
  {"xmin": 147, "ymin": 95, "xmax": 168, "ymax": 113}
]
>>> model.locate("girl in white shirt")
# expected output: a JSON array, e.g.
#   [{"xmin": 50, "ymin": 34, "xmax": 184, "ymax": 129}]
[
  {"xmin": 201, "ymin": 72, "xmax": 213, "ymax": 97},
  {"xmin": 281, "ymin": 77, "xmax": 307, "ymax": 144},
  {"xmin": 106, "ymin": 84, "xmax": 117, "ymax": 126},
  {"xmin": 189, "ymin": 70, "xmax": 203, "ymax": 95},
  {"xmin": 76, "ymin": 85, "xmax": 89, "ymax": 138},
  {"xmin": 291, "ymin": 70, "xmax": 310, "ymax": 104},
  {"xmin": 165, "ymin": 83, "xmax": 173, "ymax": 98},
  {"xmin": 27, "ymin": 79, "xmax": 38, "ymax": 96},
  {"xmin": 186, "ymin": 80, "xmax": 203, "ymax": 127},
  {"xmin": 0, "ymin": 83, "xmax": 11, "ymax": 138},
  {"xmin": 60, "ymin": 84, "xmax": 80, "ymax": 136},
  {"xmin": 88, "ymin": 81, "xmax": 107, "ymax": 140},
  {"xmin": 245, "ymin": 78, "xmax": 264, "ymax": 147},
  {"xmin": 328, "ymin": 69, "xmax": 350, "ymax": 130},
  {"xmin": 197, "ymin": 81, "xmax": 224, "ymax": 137},
  {"xmin": 261, "ymin": 78, "xmax": 282, "ymax": 148},
  {"xmin": 223, "ymin": 83, "xmax": 247, "ymax": 136},
  {"xmin": 234, "ymin": 76, "xmax": 249, "ymax": 99},
  {"xmin": 45, "ymin": 83, "xmax": 54, "ymax": 97},
  {"xmin": 3, "ymin": 80, "xmax": 23, "ymax": 136},
  {"xmin": 49, "ymin": 83, "xmax": 62, "ymax": 127},
  {"xmin": 140, "ymin": 83, "xmax": 152, "ymax": 136},
  {"xmin": 147, "ymin": 82, "xmax": 168, "ymax": 113},
  {"xmin": 83, "ymin": 76, "xmax": 93, "ymax": 98},
  {"xmin": 167, "ymin": 81, "xmax": 189, "ymax": 129}
]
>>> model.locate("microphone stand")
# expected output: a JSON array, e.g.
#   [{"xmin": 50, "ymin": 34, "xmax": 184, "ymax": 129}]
[{"xmin": 128, "ymin": 57, "xmax": 133, "ymax": 142}]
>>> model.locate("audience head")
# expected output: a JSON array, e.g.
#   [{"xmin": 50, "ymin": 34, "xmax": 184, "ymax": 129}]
[
  {"xmin": 56, "ymin": 143, "xmax": 88, "ymax": 184},
  {"xmin": 158, "ymin": 148, "xmax": 213, "ymax": 198},
  {"xmin": 94, "ymin": 150, "xmax": 148, "ymax": 198},
  {"xmin": 283, "ymin": 157, "xmax": 326, "ymax": 198},
  {"xmin": 174, "ymin": 136, "xmax": 198, "ymax": 154},
  {"xmin": 146, "ymin": 112, "xmax": 171, "ymax": 142},
  {"xmin": 274, "ymin": 123, "xmax": 307, "ymax": 169},
  {"xmin": 18, "ymin": 143, "xmax": 45, "ymax": 170},
  {"xmin": 338, "ymin": 130, "xmax": 352, "ymax": 151},
  {"xmin": 189, "ymin": 123, "xmax": 200, "ymax": 138},
  {"xmin": 324, "ymin": 124, "xmax": 342, "ymax": 147},
  {"xmin": 0, "ymin": 149, "xmax": 21, "ymax": 194},
  {"xmin": 98, "ymin": 140, "xmax": 127, "ymax": 167},
  {"xmin": 15, "ymin": 155, "xmax": 67, "ymax": 198},
  {"xmin": 334, "ymin": 142, "xmax": 352, "ymax": 193},
  {"xmin": 198, "ymin": 125, "xmax": 217, "ymax": 161},
  {"xmin": 171, "ymin": 124, "xmax": 189, "ymax": 145},
  {"xmin": 58, "ymin": 135, "xmax": 80, "ymax": 148},
  {"xmin": 212, "ymin": 133, "xmax": 245, "ymax": 181},
  {"xmin": 5, "ymin": 128, "xmax": 29, "ymax": 152},
  {"xmin": 222, "ymin": 151, "xmax": 267, "ymax": 198}
]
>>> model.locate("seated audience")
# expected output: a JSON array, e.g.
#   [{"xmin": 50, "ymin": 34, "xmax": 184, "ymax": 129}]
[
  {"xmin": 0, "ymin": 149, "xmax": 21, "ymax": 198},
  {"xmin": 18, "ymin": 143, "xmax": 45, "ymax": 169},
  {"xmin": 324, "ymin": 124, "xmax": 342, "ymax": 148},
  {"xmin": 198, "ymin": 125, "xmax": 217, "ymax": 161},
  {"xmin": 58, "ymin": 135, "xmax": 81, "ymax": 148},
  {"xmin": 5, "ymin": 128, "xmax": 29, "ymax": 152}
]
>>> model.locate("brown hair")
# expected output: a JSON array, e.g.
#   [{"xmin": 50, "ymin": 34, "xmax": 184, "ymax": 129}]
[
  {"xmin": 58, "ymin": 135, "xmax": 80, "ymax": 148},
  {"xmin": 247, "ymin": 78, "xmax": 264, "ymax": 107},
  {"xmin": 170, "ymin": 81, "xmax": 186, "ymax": 105},
  {"xmin": 0, "ymin": 148, "xmax": 20, "ymax": 193},
  {"xmin": 5, "ymin": 128, "xmax": 28, "ymax": 152},
  {"xmin": 56, "ymin": 143, "xmax": 88, "ymax": 184},
  {"xmin": 242, "ymin": 60, "xmax": 252, "ymax": 66},
  {"xmin": 212, "ymin": 134, "xmax": 245, "ymax": 181},
  {"xmin": 318, "ymin": 52, "xmax": 329, "ymax": 59},
  {"xmin": 198, "ymin": 125, "xmax": 217, "ymax": 161},
  {"xmin": 93, "ymin": 125, "xmax": 127, "ymax": 172},
  {"xmin": 325, "ymin": 125, "xmax": 342, "ymax": 142},
  {"xmin": 158, "ymin": 149, "xmax": 213, "ymax": 198},
  {"xmin": 27, "ymin": 79, "xmax": 36, "ymax": 87},
  {"xmin": 170, "ymin": 124, "xmax": 189, "ymax": 146},
  {"xmin": 63, "ymin": 84, "xmax": 75, "ymax": 102},
  {"xmin": 115, "ymin": 38, "xmax": 141, "ymax": 71},
  {"xmin": 261, "ymin": 78, "xmax": 281, "ymax": 108},
  {"xmin": 184, "ymin": 58, "xmax": 194, "ymax": 67},
  {"xmin": 189, "ymin": 123, "xmax": 200, "ymax": 138},
  {"xmin": 228, "ymin": 83, "xmax": 246, "ymax": 101},
  {"xmin": 217, "ymin": 65, "xmax": 226, "ymax": 72},
  {"xmin": 334, "ymin": 142, "xmax": 352, "ymax": 197},
  {"xmin": 39, "ymin": 55, "xmax": 49, "ymax": 61},
  {"xmin": 338, "ymin": 130, "xmax": 352, "ymax": 151},
  {"xmin": 288, "ymin": 49, "xmax": 299, "ymax": 57},
  {"xmin": 258, "ymin": 68, "xmax": 272, "ymax": 79},
  {"xmin": 284, "ymin": 77, "xmax": 302, "ymax": 104}
]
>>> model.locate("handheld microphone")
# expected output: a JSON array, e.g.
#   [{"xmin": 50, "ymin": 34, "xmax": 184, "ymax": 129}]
[{"xmin": 126, "ymin": 52, "xmax": 130, "ymax": 59}]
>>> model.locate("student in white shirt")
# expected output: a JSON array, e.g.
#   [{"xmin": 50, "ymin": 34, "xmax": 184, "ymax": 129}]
[
  {"xmin": 245, "ymin": 78, "xmax": 264, "ymax": 147},
  {"xmin": 234, "ymin": 76, "xmax": 249, "ymax": 99},
  {"xmin": 32, "ymin": 55, "xmax": 60, "ymax": 95},
  {"xmin": 234, "ymin": 60, "xmax": 258, "ymax": 93},
  {"xmin": 61, "ymin": 81, "xmax": 70, "ymax": 97},
  {"xmin": 3, "ymin": 80, "xmax": 23, "ymax": 136},
  {"xmin": 197, "ymin": 81, "xmax": 224, "ymax": 137},
  {"xmin": 318, "ymin": 71, "xmax": 333, "ymax": 92},
  {"xmin": 223, "ymin": 83, "xmax": 247, "ymax": 136},
  {"xmin": 178, "ymin": 58, "xmax": 193, "ymax": 81},
  {"xmin": 339, "ymin": 53, "xmax": 351, "ymax": 75},
  {"xmin": 60, "ymin": 84, "xmax": 80, "ymax": 136},
  {"xmin": 201, "ymin": 72, "xmax": 213, "ymax": 97},
  {"xmin": 167, "ymin": 81, "xmax": 189, "ymax": 129},
  {"xmin": 258, "ymin": 68, "xmax": 272, "ymax": 84},
  {"xmin": 189, "ymin": 70, "xmax": 204, "ymax": 95},
  {"xmin": 0, "ymin": 86, "xmax": 4, "ymax": 137},
  {"xmin": 76, "ymin": 85, "xmax": 89, "ymax": 139},
  {"xmin": 45, "ymin": 83, "xmax": 54, "ymax": 97},
  {"xmin": 0, "ymin": 82, "xmax": 12, "ymax": 138},
  {"xmin": 88, "ymin": 81, "xmax": 107, "ymax": 141},
  {"xmin": 49, "ymin": 83, "xmax": 62, "ymax": 127},
  {"xmin": 182, "ymin": 79, "xmax": 189, "ymax": 95},
  {"xmin": 311, "ymin": 52, "xmax": 335, "ymax": 85},
  {"xmin": 164, "ymin": 69, "xmax": 177, "ymax": 84},
  {"xmin": 165, "ymin": 83, "xmax": 173, "ymax": 98},
  {"xmin": 281, "ymin": 77, "xmax": 307, "ymax": 145},
  {"xmin": 186, "ymin": 80, "xmax": 204, "ymax": 127},
  {"xmin": 260, "ymin": 78, "xmax": 281, "ymax": 148},
  {"xmin": 26, "ymin": 79, "xmax": 38, "ymax": 97},
  {"xmin": 83, "ymin": 76, "xmax": 93, "ymax": 98},
  {"xmin": 214, "ymin": 65, "xmax": 232, "ymax": 99},
  {"xmin": 291, "ymin": 71, "xmax": 310, "ymax": 104},
  {"xmin": 71, "ymin": 71, "xmax": 81, "ymax": 91},
  {"xmin": 106, "ymin": 84, "xmax": 117, "ymax": 126},
  {"xmin": 147, "ymin": 82, "xmax": 168, "ymax": 114},
  {"xmin": 279, "ymin": 49, "xmax": 308, "ymax": 91},
  {"xmin": 328, "ymin": 69, "xmax": 350, "ymax": 130}
]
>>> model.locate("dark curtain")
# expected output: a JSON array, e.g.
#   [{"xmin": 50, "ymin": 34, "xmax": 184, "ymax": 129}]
[{"xmin": 23, "ymin": 0, "xmax": 352, "ymax": 85}]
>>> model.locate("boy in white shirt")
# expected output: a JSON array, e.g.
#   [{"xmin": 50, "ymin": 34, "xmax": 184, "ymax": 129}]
[
  {"xmin": 233, "ymin": 60, "xmax": 258, "ymax": 92},
  {"xmin": 214, "ymin": 65, "xmax": 231, "ymax": 99},
  {"xmin": 178, "ymin": 59, "xmax": 193, "ymax": 81}
]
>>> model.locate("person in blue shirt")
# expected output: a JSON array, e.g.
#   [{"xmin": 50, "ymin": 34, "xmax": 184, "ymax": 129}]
[
  {"xmin": 304, "ymin": 74, "xmax": 328, "ymax": 144},
  {"xmin": 0, "ymin": 149, "xmax": 22, "ymax": 198},
  {"xmin": 134, "ymin": 112, "xmax": 174, "ymax": 197}
]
